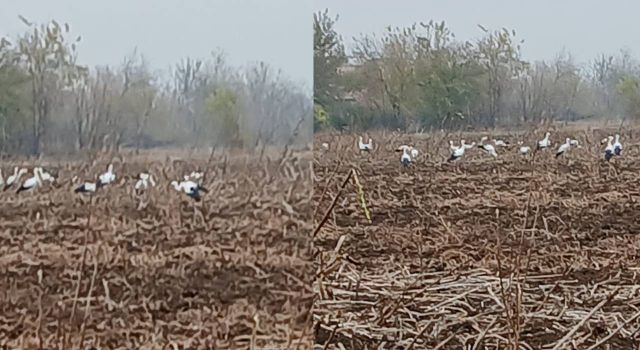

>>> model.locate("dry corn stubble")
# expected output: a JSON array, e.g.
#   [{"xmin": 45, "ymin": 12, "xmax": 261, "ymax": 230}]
[
  {"xmin": 0, "ymin": 149, "xmax": 313, "ymax": 349},
  {"xmin": 313, "ymin": 130, "xmax": 640, "ymax": 349}
]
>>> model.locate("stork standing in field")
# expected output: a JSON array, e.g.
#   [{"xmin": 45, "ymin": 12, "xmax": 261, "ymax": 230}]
[
  {"xmin": 75, "ymin": 181, "xmax": 98, "ymax": 194},
  {"xmin": 569, "ymin": 139, "xmax": 581, "ymax": 148},
  {"xmin": 493, "ymin": 139, "xmax": 510, "ymax": 147},
  {"xmin": 358, "ymin": 136, "xmax": 373, "ymax": 152},
  {"xmin": 447, "ymin": 140, "xmax": 474, "ymax": 162},
  {"xmin": 400, "ymin": 147, "xmax": 411, "ymax": 167},
  {"xmin": 98, "ymin": 164, "xmax": 116, "ymax": 186},
  {"xmin": 171, "ymin": 179, "xmax": 209, "ymax": 201},
  {"xmin": 397, "ymin": 144, "xmax": 419, "ymax": 159},
  {"xmin": 135, "ymin": 172, "xmax": 156, "ymax": 192},
  {"xmin": 603, "ymin": 135, "xmax": 615, "ymax": 162},
  {"xmin": 4, "ymin": 167, "xmax": 27, "ymax": 191},
  {"xmin": 555, "ymin": 138, "xmax": 572, "ymax": 158},
  {"xmin": 613, "ymin": 134, "xmax": 623, "ymax": 156},
  {"xmin": 537, "ymin": 132, "xmax": 551, "ymax": 150},
  {"xmin": 478, "ymin": 136, "xmax": 498, "ymax": 158},
  {"xmin": 517, "ymin": 141, "xmax": 531, "ymax": 155},
  {"xmin": 16, "ymin": 167, "xmax": 43, "ymax": 193},
  {"xmin": 39, "ymin": 169, "xmax": 56, "ymax": 184}
]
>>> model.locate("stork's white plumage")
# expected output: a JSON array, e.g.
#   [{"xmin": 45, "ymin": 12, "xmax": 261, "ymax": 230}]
[
  {"xmin": 358, "ymin": 136, "xmax": 373, "ymax": 151},
  {"xmin": 17, "ymin": 167, "xmax": 43, "ymax": 193},
  {"xmin": 98, "ymin": 164, "xmax": 116, "ymax": 186},
  {"xmin": 397, "ymin": 144, "xmax": 419, "ymax": 159},
  {"xmin": 75, "ymin": 182, "xmax": 98, "ymax": 193},
  {"xmin": 604, "ymin": 135, "xmax": 615, "ymax": 162},
  {"xmin": 600, "ymin": 137, "xmax": 609, "ymax": 145},
  {"xmin": 321, "ymin": 142, "xmax": 329, "ymax": 150},
  {"xmin": 478, "ymin": 136, "xmax": 498, "ymax": 157},
  {"xmin": 449, "ymin": 140, "xmax": 459, "ymax": 152},
  {"xmin": 555, "ymin": 138, "xmax": 571, "ymax": 158},
  {"xmin": 135, "ymin": 172, "xmax": 156, "ymax": 191},
  {"xmin": 613, "ymin": 134, "xmax": 623, "ymax": 156},
  {"xmin": 462, "ymin": 140, "xmax": 476, "ymax": 149},
  {"xmin": 569, "ymin": 139, "xmax": 581, "ymax": 148},
  {"xmin": 493, "ymin": 139, "xmax": 509, "ymax": 147},
  {"xmin": 538, "ymin": 132, "xmax": 551, "ymax": 150},
  {"xmin": 400, "ymin": 147, "xmax": 411, "ymax": 167},
  {"xmin": 171, "ymin": 179, "xmax": 208, "ymax": 201},
  {"xmin": 517, "ymin": 141, "xmax": 530, "ymax": 155},
  {"xmin": 40, "ymin": 170, "xmax": 55, "ymax": 183},
  {"xmin": 447, "ymin": 140, "xmax": 473, "ymax": 162},
  {"xmin": 4, "ymin": 167, "xmax": 27, "ymax": 190}
]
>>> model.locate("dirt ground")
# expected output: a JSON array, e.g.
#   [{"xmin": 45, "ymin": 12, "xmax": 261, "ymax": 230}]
[
  {"xmin": 313, "ymin": 129, "xmax": 640, "ymax": 349},
  {"xmin": 0, "ymin": 150, "xmax": 312, "ymax": 349}
]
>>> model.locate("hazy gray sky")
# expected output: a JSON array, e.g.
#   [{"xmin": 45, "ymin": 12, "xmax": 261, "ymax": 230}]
[
  {"xmin": 1, "ymin": 0, "xmax": 311, "ymax": 86},
  {"xmin": 316, "ymin": 0, "xmax": 640, "ymax": 64}
]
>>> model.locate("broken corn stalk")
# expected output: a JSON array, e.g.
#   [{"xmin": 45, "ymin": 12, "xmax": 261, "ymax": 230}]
[{"xmin": 351, "ymin": 169, "xmax": 371, "ymax": 224}]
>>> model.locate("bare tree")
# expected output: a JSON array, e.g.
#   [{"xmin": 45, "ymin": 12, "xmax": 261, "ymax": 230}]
[{"xmin": 16, "ymin": 18, "xmax": 82, "ymax": 154}]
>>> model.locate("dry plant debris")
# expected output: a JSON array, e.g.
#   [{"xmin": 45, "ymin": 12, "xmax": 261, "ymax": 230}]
[
  {"xmin": 313, "ymin": 130, "xmax": 640, "ymax": 349},
  {"xmin": 0, "ymin": 150, "xmax": 313, "ymax": 349}
]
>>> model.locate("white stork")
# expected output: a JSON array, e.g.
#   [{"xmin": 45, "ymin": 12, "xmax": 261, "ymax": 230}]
[
  {"xmin": 400, "ymin": 147, "xmax": 411, "ymax": 167},
  {"xmin": 555, "ymin": 138, "xmax": 571, "ymax": 158},
  {"xmin": 447, "ymin": 140, "xmax": 474, "ymax": 162},
  {"xmin": 517, "ymin": 141, "xmax": 531, "ymax": 155},
  {"xmin": 135, "ymin": 172, "xmax": 156, "ymax": 191},
  {"xmin": 537, "ymin": 132, "xmax": 551, "ymax": 150},
  {"xmin": 39, "ymin": 169, "xmax": 55, "ymax": 184},
  {"xmin": 493, "ymin": 139, "xmax": 509, "ymax": 147},
  {"xmin": 358, "ymin": 136, "xmax": 373, "ymax": 151},
  {"xmin": 397, "ymin": 145, "xmax": 419, "ymax": 159},
  {"xmin": 478, "ymin": 136, "xmax": 498, "ymax": 157},
  {"xmin": 604, "ymin": 135, "xmax": 615, "ymax": 162},
  {"xmin": 4, "ymin": 167, "xmax": 28, "ymax": 191},
  {"xmin": 613, "ymin": 134, "xmax": 623, "ymax": 156},
  {"xmin": 98, "ymin": 164, "xmax": 116, "ymax": 186},
  {"xmin": 75, "ymin": 182, "xmax": 98, "ymax": 194},
  {"xmin": 16, "ymin": 167, "xmax": 43, "ymax": 193},
  {"xmin": 171, "ymin": 179, "xmax": 208, "ymax": 201}
]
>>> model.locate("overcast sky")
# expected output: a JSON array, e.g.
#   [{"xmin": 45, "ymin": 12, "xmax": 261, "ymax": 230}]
[
  {"xmin": 316, "ymin": 0, "xmax": 640, "ymax": 65},
  {"xmin": 0, "ymin": 0, "xmax": 311, "ymax": 87}
]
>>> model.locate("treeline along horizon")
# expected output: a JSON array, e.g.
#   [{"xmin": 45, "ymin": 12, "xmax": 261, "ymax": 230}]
[
  {"xmin": 0, "ymin": 17, "xmax": 312, "ymax": 155},
  {"xmin": 314, "ymin": 9, "xmax": 640, "ymax": 132}
]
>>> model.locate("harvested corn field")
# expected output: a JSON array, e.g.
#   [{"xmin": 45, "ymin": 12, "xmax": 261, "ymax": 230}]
[
  {"xmin": 0, "ymin": 149, "xmax": 313, "ymax": 349},
  {"xmin": 313, "ymin": 130, "xmax": 640, "ymax": 349}
]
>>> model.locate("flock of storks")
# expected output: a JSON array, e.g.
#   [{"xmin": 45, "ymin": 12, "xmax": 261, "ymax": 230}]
[
  {"xmin": 0, "ymin": 164, "xmax": 209, "ymax": 201},
  {"xmin": 319, "ymin": 132, "xmax": 624, "ymax": 166}
]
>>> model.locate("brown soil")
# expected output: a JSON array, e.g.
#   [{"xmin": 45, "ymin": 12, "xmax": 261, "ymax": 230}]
[
  {"xmin": 0, "ymin": 151, "xmax": 312, "ymax": 349},
  {"xmin": 313, "ymin": 130, "xmax": 640, "ymax": 349}
]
